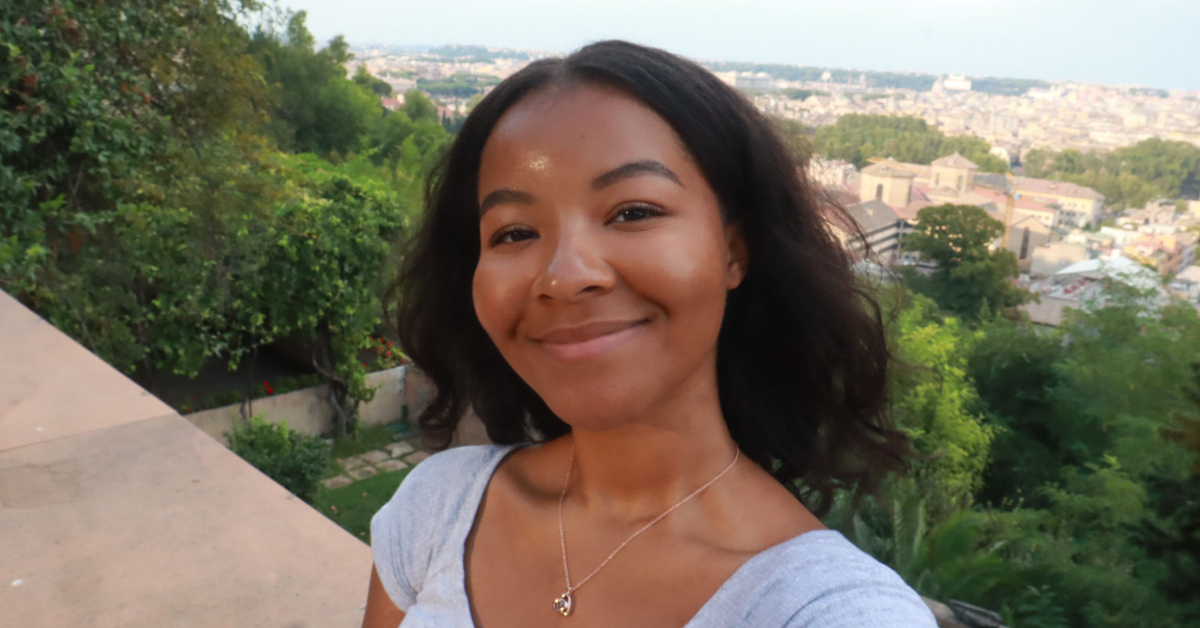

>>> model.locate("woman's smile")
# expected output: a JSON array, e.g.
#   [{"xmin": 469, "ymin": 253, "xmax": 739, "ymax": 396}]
[{"xmin": 529, "ymin": 317, "xmax": 652, "ymax": 362}]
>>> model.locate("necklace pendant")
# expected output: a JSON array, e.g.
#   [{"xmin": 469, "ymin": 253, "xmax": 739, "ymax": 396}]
[{"xmin": 552, "ymin": 591, "xmax": 573, "ymax": 617}]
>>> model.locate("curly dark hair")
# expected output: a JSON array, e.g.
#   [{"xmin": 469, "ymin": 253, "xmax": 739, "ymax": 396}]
[{"xmin": 386, "ymin": 39, "xmax": 912, "ymax": 517}]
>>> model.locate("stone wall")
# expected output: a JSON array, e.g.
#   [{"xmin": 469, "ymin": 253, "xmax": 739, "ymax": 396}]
[{"xmin": 185, "ymin": 365, "xmax": 411, "ymax": 444}]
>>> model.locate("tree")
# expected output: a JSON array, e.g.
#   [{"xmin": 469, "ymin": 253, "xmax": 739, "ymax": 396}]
[
  {"xmin": 401, "ymin": 88, "xmax": 438, "ymax": 124},
  {"xmin": 769, "ymin": 116, "xmax": 813, "ymax": 165},
  {"xmin": 813, "ymin": 115, "xmax": 1009, "ymax": 173},
  {"xmin": 888, "ymin": 294, "xmax": 995, "ymax": 521},
  {"xmin": 966, "ymin": 316, "xmax": 1071, "ymax": 508},
  {"xmin": 1019, "ymin": 139, "xmax": 1200, "ymax": 210},
  {"xmin": 248, "ymin": 12, "xmax": 381, "ymax": 155},
  {"xmin": 1, "ymin": 0, "xmax": 442, "ymax": 440},
  {"xmin": 1, "ymin": 0, "xmax": 274, "ymax": 370},
  {"xmin": 901, "ymin": 204, "xmax": 1030, "ymax": 319},
  {"xmin": 353, "ymin": 64, "xmax": 392, "ymax": 96}
]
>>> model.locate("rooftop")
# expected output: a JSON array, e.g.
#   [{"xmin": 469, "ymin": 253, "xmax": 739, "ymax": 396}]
[
  {"xmin": 845, "ymin": 199, "xmax": 901, "ymax": 234},
  {"xmin": 931, "ymin": 152, "xmax": 978, "ymax": 169},
  {"xmin": 1013, "ymin": 176, "xmax": 1105, "ymax": 200},
  {"xmin": 862, "ymin": 161, "xmax": 918, "ymax": 178}
]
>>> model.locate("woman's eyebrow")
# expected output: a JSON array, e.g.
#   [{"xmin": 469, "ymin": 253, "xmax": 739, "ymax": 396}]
[
  {"xmin": 480, "ymin": 188, "xmax": 535, "ymax": 215},
  {"xmin": 479, "ymin": 160, "xmax": 682, "ymax": 216},
  {"xmin": 592, "ymin": 160, "xmax": 682, "ymax": 190}
]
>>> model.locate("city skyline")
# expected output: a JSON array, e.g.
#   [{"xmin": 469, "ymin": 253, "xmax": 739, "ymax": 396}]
[{"xmin": 294, "ymin": 0, "xmax": 1200, "ymax": 91}]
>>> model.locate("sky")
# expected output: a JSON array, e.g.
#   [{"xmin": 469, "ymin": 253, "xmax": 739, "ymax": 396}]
[{"xmin": 293, "ymin": 0, "xmax": 1200, "ymax": 91}]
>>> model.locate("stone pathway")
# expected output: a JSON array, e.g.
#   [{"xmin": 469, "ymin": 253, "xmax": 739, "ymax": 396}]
[{"xmin": 322, "ymin": 437, "xmax": 430, "ymax": 490}]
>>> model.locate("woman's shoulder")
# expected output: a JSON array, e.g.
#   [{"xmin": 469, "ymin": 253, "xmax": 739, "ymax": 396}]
[
  {"xmin": 721, "ymin": 530, "xmax": 938, "ymax": 627},
  {"xmin": 370, "ymin": 443, "xmax": 518, "ymax": 551},
  {"xmin": 368, "ymin": 443, "xmax": 523, "ymax": 610},
  {"xmin": 403, "ymin": 443, "xmax": 517, "ymax": 489},
  {"xmin": 377, "ymin": 443, "xmax": 519, "ymax": 519}
]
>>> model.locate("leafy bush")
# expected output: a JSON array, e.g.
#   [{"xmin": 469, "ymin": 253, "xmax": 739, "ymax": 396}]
[{"xmin": 226, "ymin": 415, "xmax": 331, "ymax": 503}]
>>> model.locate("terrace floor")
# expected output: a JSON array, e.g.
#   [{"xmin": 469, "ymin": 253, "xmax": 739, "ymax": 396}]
[{"xmin": 0, "ymin": 290, "xmax": 372, "ymax": 627}]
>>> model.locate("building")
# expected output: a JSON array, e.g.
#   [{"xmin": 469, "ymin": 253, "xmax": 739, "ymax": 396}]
[
  {"xmin": 1031, "ymin": 242, "xmax": 1088, "ymax": 277},
  {"xmin": 808, "ymin": 157, "xmax": 857, "ymax": 188},
  {"xmin": 1022, "ymin": 255, "xmax": 1165, "ymax": 326},
  {"xmin": 1006, "ymin": 215, "xmax": 1053, "ymax": 266},
  {"xmin": 1169, "ymin": 265, "xmax": 1200, "ymax": 302},
  {"xmin": 859, "ymin": 162, "xmax": 916, "ymax": 207},
  {"xmin": 1123, "ymin": 231, "xmax": 1199, "ymax": 276},
  {"xmin": 930, "ymin": 153, "xmax": 979, "ymax": 195},
  {"xmin": 1010, "ymin": 177, "xmax": 1104, "ymax": 227},
  {"xmin": 1119, "ymin": 201, "xmax": 1178, "ymax": 228},
  {"xmin": 943, "ymin": 75, "xmax": 973, "ymax": 91},
  {"xmin": 837, "ymin": 199, "xmax": 904, "ymax": 262}
]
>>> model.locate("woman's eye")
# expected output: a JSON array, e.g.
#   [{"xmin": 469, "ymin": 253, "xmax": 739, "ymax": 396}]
[
  {"xmin": 612, "ymin": 204, "xmax": 662, "ymax": 223},
  {"xmin": 490, "ymin": 227, "xmax": 537, "ymax": 247}
]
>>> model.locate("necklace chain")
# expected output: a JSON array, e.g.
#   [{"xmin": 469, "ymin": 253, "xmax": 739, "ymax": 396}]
[{"xmin": 555, "ymin": 435, "xmax": 740, "ymax": 600}]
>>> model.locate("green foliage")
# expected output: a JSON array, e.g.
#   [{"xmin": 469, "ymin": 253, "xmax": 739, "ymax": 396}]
[
  {"xmin": 1, "ymin": 0, "xmax": 269, "ymax": 292},
  {"xmin": 852, "ymin": 275, "xmax": 1200, "ymax": 626},
  {"xmin": 900, "ymin": 204, "xmax": 1030, "ymax": 319},
  {"xmin": 814, "ymin": 114, "xmax": 1009, "ymax": 172},
  {"xmin": 352, "ymin": 65, "xmax": 392, "ymax": 96},
  {"xmin": 958, "ymin": 294, "xmax": 1200, "ymax": 627},
  {"xmin": 400, "ymin": 88, "xmax": 438, "ymax": 124},
  {"xmin": 417, "ymin": 72, "xmax": 498, "ymax": 98},
  {"xmin": 248, "ymin": 11, "xmax": 382, "ymax": 155},
  {"xmin": 768, "ymin": 116, "xmax": 813, "ymax": 165},
  {"xmin": 1, "ymin": 0, "xmax": 446, "ymax": 439},
  {"xmin": 966, "ymin": 317, "xmax": 1071, "ymax": 507},
  {"xmin": 889, "ymin": 294, "xmax": 995, "ymax": 520},
  {"xmin": 781, "ymin": 88, "xmax": 830, "ymax": 100},
  {"xmin": 227, "ymin": 414, "xmax": 332, "ymax": 503},
  {"xmin": 1022, "ymin": 139, "xmax": 1200, "ymax": 209}
]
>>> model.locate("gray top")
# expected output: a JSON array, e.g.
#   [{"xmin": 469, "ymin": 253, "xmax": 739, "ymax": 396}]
[{"xmin": 370, "ymin": 443, "xmax": 938, "ymax": 627}]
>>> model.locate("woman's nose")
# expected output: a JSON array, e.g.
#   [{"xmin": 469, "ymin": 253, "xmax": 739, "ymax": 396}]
[{"xmin": 532, "ymin": 228, "xmax": 615, "ymax": 301}]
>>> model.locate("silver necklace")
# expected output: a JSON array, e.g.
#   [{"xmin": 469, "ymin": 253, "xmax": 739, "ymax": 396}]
[{"xmin": 551, "ymin": 436, "xmax": 740, "ymax": 617}]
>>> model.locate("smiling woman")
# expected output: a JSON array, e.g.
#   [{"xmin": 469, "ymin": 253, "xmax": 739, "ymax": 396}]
[{"xmin": 368, "ymin": 40, "xmax": 937, "ymax": 628}]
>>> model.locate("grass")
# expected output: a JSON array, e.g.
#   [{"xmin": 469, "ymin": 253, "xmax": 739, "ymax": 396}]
[
  {"xmin": 329, "ymin": 421, "xmax": 413, "ymax": 462},
  {"xmin": 314, "ymin": 465, "xmax": 413, "ymax": 541}
]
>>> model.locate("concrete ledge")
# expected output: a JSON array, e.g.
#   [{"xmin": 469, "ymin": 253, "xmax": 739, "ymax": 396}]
[
  {"xmin": 0, "ymin": 290, "xmax": 371, "ymax": 627},
  {"xmin": 0, "ymin": 413, "xmax": 371, "ymax": 627},
  {"xmin": 0, "ymin": 290, "xmax": 174, "ymax": 451}
]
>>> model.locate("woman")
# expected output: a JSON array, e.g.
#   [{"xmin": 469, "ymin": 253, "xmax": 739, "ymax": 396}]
[{"xmin": 364, "ymin": 40, "xmax": 937, "ymax": 628}]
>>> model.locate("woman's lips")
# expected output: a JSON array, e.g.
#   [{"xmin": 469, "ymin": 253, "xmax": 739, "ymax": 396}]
[{"xmin": 532, "ymin": 319, "xmax": 649, "ymax": 362}]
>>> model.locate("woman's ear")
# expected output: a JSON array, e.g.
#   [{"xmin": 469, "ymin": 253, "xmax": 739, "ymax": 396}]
[{"xmin": 724, "ymin": 222, "xmax": 748, "ymax": 290}]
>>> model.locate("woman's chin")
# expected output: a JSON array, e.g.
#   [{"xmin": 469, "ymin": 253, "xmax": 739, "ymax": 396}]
[{"xmin": 544, "ymin": 397, "xmax": 646, "ymax": 433}]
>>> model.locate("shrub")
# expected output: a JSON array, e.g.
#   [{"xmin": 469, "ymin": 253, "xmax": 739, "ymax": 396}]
[{"xmin": 226, "ymin": 414, "xmax": 331, "ymax": 503}]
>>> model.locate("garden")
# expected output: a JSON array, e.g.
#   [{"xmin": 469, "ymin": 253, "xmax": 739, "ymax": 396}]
[{"xmin": 226, "ymin": 416, "xmax": 426, "ymax": 540}]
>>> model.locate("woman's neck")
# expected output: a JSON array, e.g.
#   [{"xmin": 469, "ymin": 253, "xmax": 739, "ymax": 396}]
[{"xmin": 560, "ymin": 368, "xmax": 740, "ymax": 522}]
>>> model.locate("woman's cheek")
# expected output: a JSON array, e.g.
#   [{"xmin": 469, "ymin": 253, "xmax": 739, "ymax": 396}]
[
  {"xmin": 473, "ymin": 260, "xmax": 524, "ymax": 342},
  {"xmin": 622, "ymin": 227, "xmax": 727, "ymax": 315}
]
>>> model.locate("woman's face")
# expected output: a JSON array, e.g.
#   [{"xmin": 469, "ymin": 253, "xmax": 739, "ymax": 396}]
[{"xmin": 473, "ymin": 83, "xmax": 745, "ymax": 430}]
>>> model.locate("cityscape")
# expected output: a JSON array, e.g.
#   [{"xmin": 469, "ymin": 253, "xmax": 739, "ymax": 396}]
[{"xmin": 348, "ymin": 42, "xmax": 1200, "ymax": 326}]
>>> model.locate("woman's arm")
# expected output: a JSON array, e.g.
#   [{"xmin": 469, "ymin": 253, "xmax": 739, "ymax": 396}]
[{"xmin": 362, "ymin": 564, "xmax": 406, "ymax": 628}]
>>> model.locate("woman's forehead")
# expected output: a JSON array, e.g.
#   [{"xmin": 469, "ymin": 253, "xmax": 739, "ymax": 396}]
[{"xmin": 478, "ymin": 84, "xmax": 693, "ymax": 187}]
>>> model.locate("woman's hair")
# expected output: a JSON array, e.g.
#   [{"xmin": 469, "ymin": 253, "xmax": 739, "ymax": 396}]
[{"xmin": 386, "ymin": 39, "xmax": 912, "ymax": 517}]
